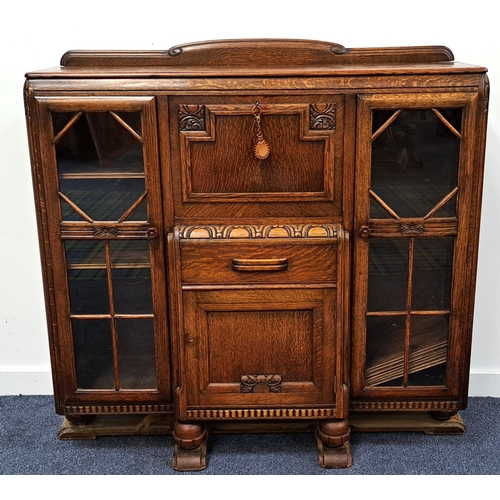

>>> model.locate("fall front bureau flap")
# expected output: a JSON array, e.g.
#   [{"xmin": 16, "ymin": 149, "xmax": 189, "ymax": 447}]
[{"xmin": 167, "ymin": 94, "xmax": 345, "ymax": 219}]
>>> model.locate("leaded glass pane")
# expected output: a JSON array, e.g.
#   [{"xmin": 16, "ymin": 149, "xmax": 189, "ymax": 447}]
[
  {"xmin": 53, "ymin": 111, "xmax": 147, "ymax": 222},
  {"xmin": 370, "ymin": 109, "xmax": 461, "ymax": 219}
]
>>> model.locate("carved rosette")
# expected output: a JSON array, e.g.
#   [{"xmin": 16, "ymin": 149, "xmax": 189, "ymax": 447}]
[
  {"xmin": 240, "ymin": 375, "xmax": 282, "ymax": 393},
  {"xmin": 330, "ymin": 43, "xmax": 347, "ymax": 55},
  {"xmin": 146, "ymin": 227, "xmax": 159, "ymax": 239},
  {"xmin": 178, "ymin": 223, "xmax": 339, "ymax": 240},
  {"xmin": 179, "ymin": 105, "xmax": 206, "ymax": 131},
  {"xmin": 310, "ymin": 104, "xmax": 337, "ymax": 130},
  {"xmin": 168, "ymin": 46, "xmax": 183, "ymax": 57},
  {"xmin": 359, "ymin": 225, "xmax": 372, "ymax": 238}
]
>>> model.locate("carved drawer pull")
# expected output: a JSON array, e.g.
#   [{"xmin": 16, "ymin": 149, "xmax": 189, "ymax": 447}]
[{"xmin": 232, "ymin": 258, "xmax": 288, "ymax": 272}]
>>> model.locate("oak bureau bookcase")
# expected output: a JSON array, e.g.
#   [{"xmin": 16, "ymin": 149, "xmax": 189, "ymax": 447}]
[{"xmin": 24, "ymin": 39, "xmax": 489, "ymax": 470}]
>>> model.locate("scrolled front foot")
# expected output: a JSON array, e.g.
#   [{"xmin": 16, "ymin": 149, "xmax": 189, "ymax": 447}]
[
  {"xmin": 316, "ymin": 418, "xmax": 353, "ymax": 468},
  {"xmin": 171, "ymin": 421, "xmax": 207, "ymax": 471}
]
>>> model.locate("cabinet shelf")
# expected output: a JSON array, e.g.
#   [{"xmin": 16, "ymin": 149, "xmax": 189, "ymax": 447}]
[
  {"xmin": 60, "ymin": 172, "xmax": 146, "ymax": 180},
  {"xmin": 365, "ymin": 315, "xmax": 448, "ymax": 386},
  {"xmin": 67, "ymin": 263, "xmax": 151, "ymax": 270}
]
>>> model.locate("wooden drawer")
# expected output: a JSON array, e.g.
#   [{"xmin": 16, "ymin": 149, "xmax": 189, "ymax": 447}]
[{"xmin": 177, "ymin": 224, "xmax": 341, "ymax": 285}]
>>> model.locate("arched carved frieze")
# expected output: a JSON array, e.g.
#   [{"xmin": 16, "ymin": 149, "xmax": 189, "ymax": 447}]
[{"xmin": 177, "ymin": 223, "xmax": 339, "ymax": 240}]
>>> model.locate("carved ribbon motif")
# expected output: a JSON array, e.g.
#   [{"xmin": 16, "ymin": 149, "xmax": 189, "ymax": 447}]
[
  {"xmin": 400, "ymin": 222, "xmax": 425, "ymax": 234},
  {"xmin": 93, "ymin": 226, "xmax": 119, "ymax": 237}
]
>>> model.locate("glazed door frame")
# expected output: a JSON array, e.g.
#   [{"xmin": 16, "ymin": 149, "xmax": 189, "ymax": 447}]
[
  {"xmin": 351, "ymin": 92, "xmax": 479, "ymax": 405},
  {"xmin": 32, "ymin": 95, "xmax": 171, "ymax": 411}
]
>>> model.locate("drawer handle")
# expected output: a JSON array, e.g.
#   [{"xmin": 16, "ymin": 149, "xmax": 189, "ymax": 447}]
[{"xmin": 232, "ymin": 258, "xmax": 288, "ymax": 272}]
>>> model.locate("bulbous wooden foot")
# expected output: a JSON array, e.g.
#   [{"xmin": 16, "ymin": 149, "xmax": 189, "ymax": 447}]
[
  {"xmin": 65, "ymin": 414, "xmax": 95, "ymax": 425},
  {"xmin": 316, "ymin": 419, "xmax": 353, "ymax": 468},
  {"xmin": 431, "ymin": 410, "xmax": 458, "ymax": 421},
  {"xmin": 171, "ymin": 421, "xmax": 207, "ymax": 471}
]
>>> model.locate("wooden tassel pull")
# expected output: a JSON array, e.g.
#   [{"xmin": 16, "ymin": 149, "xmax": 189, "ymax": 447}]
[
  {"xmin": 254, "ymin": 132, "xmax": 270, "ymax": 160},
  {"xmin": 252, "ymin": 102, "xmax": 270, "ymax": 160}
]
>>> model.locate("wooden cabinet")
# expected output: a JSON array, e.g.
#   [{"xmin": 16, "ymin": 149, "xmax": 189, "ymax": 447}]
[{"xmin": 24, "ymin": 39, "xmax": 489, "ymax": 469}]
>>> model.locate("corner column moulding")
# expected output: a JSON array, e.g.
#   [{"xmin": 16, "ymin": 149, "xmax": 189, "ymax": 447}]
[{"xmin": 24, "ymin": 39, "xmax": 489, "ymax": 470}]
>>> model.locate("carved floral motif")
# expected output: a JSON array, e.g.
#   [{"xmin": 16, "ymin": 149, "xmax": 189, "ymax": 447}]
[
  {"xmin": 93, "ymin": 226, "xmax": 119, "ymax": 237},
  {"xmin": 310, "ymin": 104, "xmax": 337, "ymax": 130},
  {"xmin": 179, "ymin": 105, "xmax": 205, "ymax": 131},
  {"xmin": 240, "ymin": 375, "xmax": 282, "ymax": 393}
]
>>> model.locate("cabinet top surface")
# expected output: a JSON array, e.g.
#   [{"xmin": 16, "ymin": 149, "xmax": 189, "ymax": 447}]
[{"xmin": 25, "ymin": 39, "xmax": 487, "ymax": 79}]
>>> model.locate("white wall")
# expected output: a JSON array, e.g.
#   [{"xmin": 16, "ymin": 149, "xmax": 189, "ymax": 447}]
[{"xmin": 1, "ymin": 0, "xmax": 499, "ymax": 396}]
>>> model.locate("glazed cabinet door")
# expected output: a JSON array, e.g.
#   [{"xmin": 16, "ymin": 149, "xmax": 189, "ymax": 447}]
[
  {"xmin": 352, "ymin": 92, "xmax": 480, "ymax": 411},
  {"xmin": 31, "ymin": 96, "xmax": 171, "ymax": 415}
]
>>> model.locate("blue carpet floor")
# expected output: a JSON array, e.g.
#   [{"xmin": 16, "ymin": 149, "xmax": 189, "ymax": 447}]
[{"xmin": 0, "ymin": 395, "xmax": 499, "ymax": 475}]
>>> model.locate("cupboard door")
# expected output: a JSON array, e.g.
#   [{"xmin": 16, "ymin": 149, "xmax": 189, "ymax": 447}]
[
  {"xmin": 352, "ymin": 93, "xmax": 479, "ymax": 408},
  {"xmin": 33, "ymin": 96, "xmax": 171, "ymax": 412},
  {"xmin": 180, "ymin": 288, "xmax": 340, "ymax": 417},
  {"xmin": 168, "ymin": 95, "xmax": 344, "ymax": 219}
]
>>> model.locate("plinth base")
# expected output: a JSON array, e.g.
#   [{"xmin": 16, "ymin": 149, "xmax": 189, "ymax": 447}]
[
  {"xmin": 349, "ymin": 411, "xmax": 466, "ymax": 435},
  {"xmin": 58, "ymin": 414, "xmax": 175, "ymax": 440}
]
